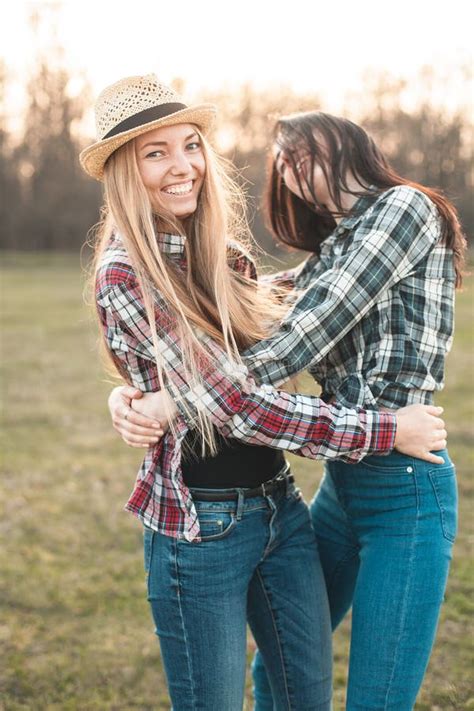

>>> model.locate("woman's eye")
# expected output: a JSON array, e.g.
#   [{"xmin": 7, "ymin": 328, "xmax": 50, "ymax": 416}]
[
  {"xmin": 186, "ymin": 141, "xmax": 201, "ymax": 151},
  {"xmin": 145, "ymin": 149, "xmax": 165, "ymax": 159}
]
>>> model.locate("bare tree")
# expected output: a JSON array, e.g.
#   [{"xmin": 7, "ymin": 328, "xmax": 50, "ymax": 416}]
[
  {"xmin": 0, "ymin": 61, "xmax": 23, "ymax": 249},
  {"xmin": 12, "ymin": 5, "xmax": 101, "ymax": 251}
]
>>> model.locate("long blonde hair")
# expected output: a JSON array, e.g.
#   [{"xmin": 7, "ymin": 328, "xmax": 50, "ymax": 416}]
[{"xmin": 92, "ymin": 130, "xmax": 287, "ymax": 454}]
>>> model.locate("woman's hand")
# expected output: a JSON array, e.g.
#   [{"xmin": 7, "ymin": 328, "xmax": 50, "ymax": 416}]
[
  {"xmin": 394, "ymin": 404, "xmax": 447, "ymax": 464},
  {"xmin": 108, "ymin": 385, "xmax": 165, "ymax": 448},
  {"xmin": 131, "ymin": 389, "xmax": 178, "ymax": 424}
]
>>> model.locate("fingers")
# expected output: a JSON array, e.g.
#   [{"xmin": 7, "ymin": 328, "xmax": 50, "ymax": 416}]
[
  {"xmin": 117, "ymin": 419, "xmax": 163, "ymax": 438},
  {"xmin": 423, "ymin": 414, "xmax": 445, "ymax": 430},
  {"xmin": 109, "ymin": 386, "xmax": 144, "ymax": 412},
  {"xmin": 112, "ymin": 405, "xmax": 164, "ymax": 448},
  {"xmin": 122, "ymin": 385, "xmax": 143, "ymax": 400},
  {"xmin": 120, "ymin": 407, "xmax": 162, "ymax": 429},
  {"xmin": 115, "ymin": 423, "xmax": 163, "ymax": 448},
  {"xmin": 420, "ymin": 451, "xmax": 445, "ymax": 465},
  {"xmin": 430, "ymin": 422, "xmax": 447, "ymax": 449},
  {"xmin": 425, "ymin": 405, "xmax": 444, "ymax": 416},
  {"xmin": 431, "ymin": 438, "xmax": 447, "ymax": 451},
  {"xmin": 122, "ymin": 431, "xmax": 164, "ymax": 448},
  {"xmin": 132, "ymin": 422, "xmax": 163, "ymax": 435}
]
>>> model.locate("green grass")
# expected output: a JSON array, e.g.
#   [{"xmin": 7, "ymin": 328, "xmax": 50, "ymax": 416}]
[{"xmin": 1, "ymin": 253, "xmax": 473, "ymax": 710}]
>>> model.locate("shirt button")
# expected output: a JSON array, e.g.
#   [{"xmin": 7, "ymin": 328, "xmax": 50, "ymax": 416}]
[{"xmin": 406, "ymin": 466, "xmax": 413, "ymax": 473}]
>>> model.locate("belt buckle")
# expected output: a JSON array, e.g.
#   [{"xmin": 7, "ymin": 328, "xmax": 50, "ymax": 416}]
[{"xmin": 262, "ymin": 472, "xmax": 284, "ymax": 497}]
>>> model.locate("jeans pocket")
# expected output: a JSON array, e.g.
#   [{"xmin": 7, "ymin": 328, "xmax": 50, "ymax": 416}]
[
  {"xmin": 429, "ymin": 465, "xmax": 458, "ymax": 542},
  {"xmin": 197, "ymin": 510, "xmax": 237, "ymax": 542},
  {"xmin": 143, "ymin": 526, "xmax": 154, "ymax": 573}
]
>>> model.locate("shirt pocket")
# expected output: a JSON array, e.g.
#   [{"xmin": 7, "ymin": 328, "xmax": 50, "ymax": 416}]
[{"xmin": 428, "ymin": 464, "xmax": 458, "ymax": 543}]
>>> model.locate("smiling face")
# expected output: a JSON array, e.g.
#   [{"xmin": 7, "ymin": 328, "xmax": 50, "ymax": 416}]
[{"xmin": 134, "ymin": 123, "xmax": 206, "ymax": 219}]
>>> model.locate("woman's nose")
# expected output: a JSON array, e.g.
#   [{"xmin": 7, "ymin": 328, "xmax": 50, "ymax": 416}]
[{"xmin": 170, "ymin": 151, "xmax": 192, "ymax": 174}]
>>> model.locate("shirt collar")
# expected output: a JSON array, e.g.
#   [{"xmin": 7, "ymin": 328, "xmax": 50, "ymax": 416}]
[
  {"xmin": 334, "ymin": 190, "xmax": 380, "ymax": 235},
  {"xmin": 111, "ymin": 230, "xmax": 186, "ymax": 256},
  {"xmin": 156, "ymin": 232, "xmax": 187, "ymax": 255}
]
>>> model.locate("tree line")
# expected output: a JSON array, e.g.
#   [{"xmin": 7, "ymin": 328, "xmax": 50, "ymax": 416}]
[{"xmin": 1, "ymin": 60, "xmax": 472, "ymax": 255}]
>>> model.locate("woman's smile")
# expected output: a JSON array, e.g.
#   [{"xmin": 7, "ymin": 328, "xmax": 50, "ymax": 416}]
[{"xmin": 161, "ymin": 180, "xmax": 194, "ymax": 196}]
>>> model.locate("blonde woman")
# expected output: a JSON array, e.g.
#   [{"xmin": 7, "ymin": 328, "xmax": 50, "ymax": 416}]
[{"xmin": 82, "ymin": 75, "xmax": 446, "ymax": 710}]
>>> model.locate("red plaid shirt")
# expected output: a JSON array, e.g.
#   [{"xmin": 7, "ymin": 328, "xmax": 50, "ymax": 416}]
[{"xmin": 96, "ymin": 233, "xmax": 396, "ymax": 541}]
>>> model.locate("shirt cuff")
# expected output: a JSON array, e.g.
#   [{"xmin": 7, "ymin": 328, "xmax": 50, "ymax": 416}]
[{"xmin": 362, "ymin": 409, "xmax": 397, "ymax": 456}]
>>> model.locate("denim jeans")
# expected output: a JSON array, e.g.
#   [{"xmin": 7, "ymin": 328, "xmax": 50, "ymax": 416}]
[
  {"xmin": 144, "ymin": 469, "xmax": 332, "ymax": 711},
  {"xmin": 252, "ymin": 450, "xmax": 457, "ymax": 711}
]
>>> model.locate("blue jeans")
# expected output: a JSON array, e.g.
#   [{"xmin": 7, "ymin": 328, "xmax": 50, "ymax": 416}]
[
  {"xmin": 252, "ymin": 450, "xmax": 457, "ymax": 711},
  {"xmin": 144, "ymin": 470, "xmax": 332, "ymax": 711}
]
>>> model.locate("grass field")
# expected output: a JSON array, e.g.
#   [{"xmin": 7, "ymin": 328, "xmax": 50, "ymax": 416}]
[{"xmin": 1, "ymin": 252, "xmax": 473, "ymax": 710}]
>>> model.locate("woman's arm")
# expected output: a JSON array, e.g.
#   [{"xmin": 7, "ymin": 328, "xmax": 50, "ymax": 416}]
[
  {"xmin": 243, "ymin": 187, "xmax": 442, "ymax": 386},
  {"xmin": 97, "ymin": 278, "xmax": 396, "ymax": 464},
  {"xmin": 109, "ymin": 387, "xmax": 446, "ymax": 464}
]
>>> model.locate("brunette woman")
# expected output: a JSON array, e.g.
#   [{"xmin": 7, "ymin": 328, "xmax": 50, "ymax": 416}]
[{"xmin": 246, "ymin": 112, "xmax": 464, "ymax": 710}]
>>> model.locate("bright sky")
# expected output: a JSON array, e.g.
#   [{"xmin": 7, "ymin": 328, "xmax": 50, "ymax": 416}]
[{"xmin": 2, "ymin": 0, "xmax": 472, "ymax": 120}]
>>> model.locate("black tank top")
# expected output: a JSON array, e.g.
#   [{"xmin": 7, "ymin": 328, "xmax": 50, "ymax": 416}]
[{"xmin": 181, "ymin": 427, "xmax": 286, "ymax": 488}]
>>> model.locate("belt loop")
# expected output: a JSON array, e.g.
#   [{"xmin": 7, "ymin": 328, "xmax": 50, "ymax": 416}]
[
  {"xmin": 236, "ymin": 489, "xmax": 245, "ymax": 521},
  {"xmin": 281, "ymin": 461, "xmax": 290, "ymax": 494}
]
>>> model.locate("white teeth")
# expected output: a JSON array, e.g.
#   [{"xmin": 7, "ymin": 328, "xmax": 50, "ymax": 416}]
[{"xmin": 163, "ymin": 181, "xmax": 193, "ymax": 195}]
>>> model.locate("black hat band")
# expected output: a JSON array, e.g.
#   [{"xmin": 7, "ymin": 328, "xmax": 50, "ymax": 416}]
[{"xmin": 103, "ymin": 102, "xmax": 188, "ymax": 140}]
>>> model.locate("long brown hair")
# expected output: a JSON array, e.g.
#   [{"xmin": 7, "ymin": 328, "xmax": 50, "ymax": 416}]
[
  {"xmin": 266, "ymin": 111, "xmax": 466, "ymax": 286},
  {"xmin": 90, "ymin": 129, "xmax": 287, "ymax": 454}
]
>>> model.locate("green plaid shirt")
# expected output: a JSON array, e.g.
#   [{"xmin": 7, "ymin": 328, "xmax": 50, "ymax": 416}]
[{"xmin": 244, "ymin": 185, "xmax": 456, "ymax": 409}]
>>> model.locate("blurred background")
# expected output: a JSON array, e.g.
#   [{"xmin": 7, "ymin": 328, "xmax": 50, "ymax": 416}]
[{"xmin": 1, "ymin": 1, "xmax": 473, "ymax": 709}]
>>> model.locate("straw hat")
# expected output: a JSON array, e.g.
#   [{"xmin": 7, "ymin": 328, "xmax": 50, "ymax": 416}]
[{"xmin": 79, "ymin": 74, "xmax": 217, "ymax": 180}]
